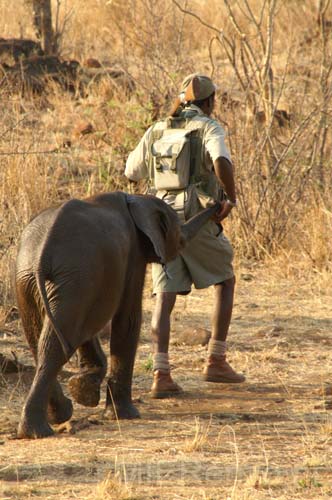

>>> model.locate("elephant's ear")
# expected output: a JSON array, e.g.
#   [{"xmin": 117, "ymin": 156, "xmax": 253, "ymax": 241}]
[{"xmin": 126, "ymin": 195, "xmax": 180, "ymax": 264}]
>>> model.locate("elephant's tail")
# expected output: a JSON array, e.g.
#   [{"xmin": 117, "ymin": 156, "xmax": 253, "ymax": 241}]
[{"xmin": 36, "ymin": 267, "xmax": 72, "ymax": 361}]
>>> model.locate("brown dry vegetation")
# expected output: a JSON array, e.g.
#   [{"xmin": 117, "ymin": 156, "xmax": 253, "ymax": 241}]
[{"xmin": 0, "ymin": 1, "xmax": 332, "ymax": 499}]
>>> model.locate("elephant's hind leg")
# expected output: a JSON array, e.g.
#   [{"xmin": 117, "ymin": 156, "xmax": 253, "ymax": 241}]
[
  {"xmin": 16, "ymin": 279, "xmax": 73, "ymax": 429},
  {"xmin": 68, "ymin": 337, "xmax": 107, "ymax": 407},
  {"xmin": 16, "ymin": 277, "xmax": 42, "ymax": 364},
  {"xmin": 48, "ymin": 382, "xmax": 73, "ymax": 425},
  {"xmin": 18, "ymin": 318, "xmax": 73, "ymax": 439}
]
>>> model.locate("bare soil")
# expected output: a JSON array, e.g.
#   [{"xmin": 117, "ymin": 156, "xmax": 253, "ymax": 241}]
[{"xmin": 1, "ymin": 264, "xmax": 332, "ymax": 500}]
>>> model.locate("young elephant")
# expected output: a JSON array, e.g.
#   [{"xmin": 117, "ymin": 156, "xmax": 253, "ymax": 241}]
[{"xmin": 15, "ymin": 191, "xmax": 220, "ymax": 438}]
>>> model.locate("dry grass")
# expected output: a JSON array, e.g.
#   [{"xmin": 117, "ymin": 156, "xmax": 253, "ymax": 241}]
[
  {"xmin": 1, "ymin": 266, "xmax": 332, "ymax": 499},
  {"xmin": 0, "ymin": 0, "xmax": 332, "ymax": 499}
]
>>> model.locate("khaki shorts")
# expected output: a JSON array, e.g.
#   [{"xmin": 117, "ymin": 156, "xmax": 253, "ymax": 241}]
[{"xmin": 152, "ymin": 220, "xmax": 234, "ymax": 294}]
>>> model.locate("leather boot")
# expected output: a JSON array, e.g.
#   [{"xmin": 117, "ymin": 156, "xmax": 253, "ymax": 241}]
[
  {"xmin": 151, "ymin": 370, "xmax": 183, "ymax": 399},
  {"xmin": 203, "ymin": 355, "xmax": 245, "ymax": 383}
]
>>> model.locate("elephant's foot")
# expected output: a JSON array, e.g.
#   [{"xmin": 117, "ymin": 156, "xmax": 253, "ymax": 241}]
[
  {"xmin": 48, "ymin": 395, "xmax": 73, "ymax": 425},
  {"xmin": 106, "ymin": 379, "xmax": 140, "ymax": 419},
  {"xmin": 17, "ymin": 415, "xmax": 54, "ymax": 439},
  {"xmin": 104, "ymin": 401, "xmax": 140, "ymax": 420},
  {"xmin": 68, "ymin": 372, "xmax": 102, "ymax": 407}
]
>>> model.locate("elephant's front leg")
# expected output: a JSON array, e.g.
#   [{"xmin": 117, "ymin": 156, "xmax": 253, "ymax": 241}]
[
  {"xmin": 105, "ymin": 308, "xmax": 141, "ymax": 420},
  {"xmin": 68, "ymin": 337, "xmax": 107, "ymax": 407}
]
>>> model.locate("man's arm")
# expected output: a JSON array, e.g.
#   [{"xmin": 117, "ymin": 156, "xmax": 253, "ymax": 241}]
[
  {"xmin": 203, "ymin": 120, "xmax": 236, "ymax": 219},
  {"xmin": 213, "ymin": 156, "xmax": 237, "ymax": 222},
  {"xmin": 125, "ymin": 127, "xmax": 152, "ymax": 182},
  {"xmin": 214, "ymin": 156, "xmax": 236, "ymax": 203}
]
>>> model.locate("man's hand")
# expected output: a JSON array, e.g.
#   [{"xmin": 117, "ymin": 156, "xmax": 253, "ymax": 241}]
[{"xmin": 212, "ymin": 200, "xmax": 234, "ymax": 223}]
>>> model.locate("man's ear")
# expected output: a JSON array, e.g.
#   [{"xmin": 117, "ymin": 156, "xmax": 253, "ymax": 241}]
[{"xmin": 184, "ymin": 76, "xmax": 200, "ymax": 101}]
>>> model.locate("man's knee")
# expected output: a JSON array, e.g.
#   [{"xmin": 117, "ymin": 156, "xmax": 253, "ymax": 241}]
[
  {"xmin": 154, "ymin": 292, "xmax": 177, "ymax": 313},
  {"xmin": 151, "ymin": 292, "xmax": 176, "ymax": 332},
  {"xmin": 215, "ymin": 276, "xmax": 236, "ymax": 289}
]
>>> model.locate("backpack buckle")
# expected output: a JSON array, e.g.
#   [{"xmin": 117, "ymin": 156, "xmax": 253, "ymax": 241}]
[{"xmin": 155, "ymin": 153, "xmax": 162, "ymax": 171}]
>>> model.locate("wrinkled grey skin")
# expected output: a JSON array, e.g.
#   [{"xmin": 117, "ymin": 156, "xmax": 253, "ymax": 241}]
[{"xmin": 15, "ymin": 191, "xmax": 220, "ymax": 439}]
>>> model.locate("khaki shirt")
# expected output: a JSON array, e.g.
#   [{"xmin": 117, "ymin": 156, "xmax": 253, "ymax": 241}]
[{"xmin": 125, "ymin": 104, "xmax": 231, "ymax": 182}]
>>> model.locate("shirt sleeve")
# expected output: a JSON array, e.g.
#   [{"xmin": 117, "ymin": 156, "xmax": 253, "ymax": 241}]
[
  {"xmin": 125, "ymin": 126, "xmax": 153, "ymax": 181},
  {"xmin": 204, "ymin": 121, "xmax": 231, "ymax": 165}
]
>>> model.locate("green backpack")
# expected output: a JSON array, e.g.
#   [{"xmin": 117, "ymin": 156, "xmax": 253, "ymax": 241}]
[{"xmin": 148, "ymin": 114, "xmax": 207, "ymax": 192}]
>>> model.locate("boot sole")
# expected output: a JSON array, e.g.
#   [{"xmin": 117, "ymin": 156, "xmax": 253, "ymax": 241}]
[{"xmin": 203, "ymin": 374, "xmax": 245, "ymax": 383}]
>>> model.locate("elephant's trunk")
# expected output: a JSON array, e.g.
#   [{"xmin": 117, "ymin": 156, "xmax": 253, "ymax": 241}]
[{"xmin": 180, "ymin": 202, "xmax": 221, "ymax": 243}]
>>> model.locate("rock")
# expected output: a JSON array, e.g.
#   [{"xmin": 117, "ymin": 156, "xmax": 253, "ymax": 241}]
[
  {"xmin": 84, "ymin": 58, "xmax": 102, "ymax": 68},
  {"xmin": 257, "ymin": 325, "xmax": 284, "ymax": 338},
  {"xmin": 171, "ymin": 327, "xmax": 211, "ymax": 346},
  {"xmin": 241, "ymin": 273, "xmax": 254, "ymax": 281}
]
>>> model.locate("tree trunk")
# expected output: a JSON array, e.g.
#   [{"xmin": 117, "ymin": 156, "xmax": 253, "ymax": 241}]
[{"xmin": 30, "ymin": 0, "xmax": 55, "ymax": 54}]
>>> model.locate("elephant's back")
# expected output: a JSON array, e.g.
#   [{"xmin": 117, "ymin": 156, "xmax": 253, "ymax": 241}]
[
  {"xmin": 55, "ymin": 196, "xmax": 133, "ymax": 249},
  {"xmin": 16, "ymin": 193, "xmax": 134, "ymax": 285},
  {"xmin": 43, "ymin": 197, "xmax": 133, "ymax": 287}
]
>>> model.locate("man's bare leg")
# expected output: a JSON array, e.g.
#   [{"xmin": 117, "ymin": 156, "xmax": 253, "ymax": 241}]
[
  {"xmin": 204, "ymin": 277, "xmax": 245, "ymax": 383},
  {"xmin": 150, "ymin": 292, "xmax": 183, "ymax": 397}
]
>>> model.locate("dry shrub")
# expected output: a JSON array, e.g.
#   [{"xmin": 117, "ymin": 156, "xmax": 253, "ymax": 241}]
[
  {"xmin": 290, "ymin": 197, "xmax": 332, "ymax": 273},
  {"xmin": 183, "ymin": 417, "xmax": 213, "ymax": 453},
  {"xmin": 0, "ymin": 148, "xmax": 62, "ymax": 305},
  {"xmin": 0, "ymin": 0, "xmax": 331, "ymax": 312},
  {"xmin": 92, "ymin": 471, "xmax": 139, "ymax": 500},
  {"xmin": 0, "ymin": 1, "xmax": 35, "ymax": 38},
  {"xmin": 206, "ymin": 0, "xmax": 332, "ymax": 258}
]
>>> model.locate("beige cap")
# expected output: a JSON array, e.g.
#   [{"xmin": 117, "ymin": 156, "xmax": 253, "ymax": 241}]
[{"xmin": 179, "ymin": 73, "xmax": 217, "ymax": 102}]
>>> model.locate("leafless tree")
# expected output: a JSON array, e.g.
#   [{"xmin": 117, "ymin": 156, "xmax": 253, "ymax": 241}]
[
  {"xmin": 25, "ymin": 0, "xmax": 55, "ymax": 54},
  {"xmin": 171, "ymin": 0, "xmax": 332, "ymax": 255}
]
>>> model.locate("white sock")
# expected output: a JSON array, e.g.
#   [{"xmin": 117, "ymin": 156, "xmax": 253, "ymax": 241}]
[
  {"xmin": 153, "ymin": 352, "xmax": 170, "ymax": 372},
  {"xmin": 208, "ymin": 339, "xmax": 227, "ymax": 357}
]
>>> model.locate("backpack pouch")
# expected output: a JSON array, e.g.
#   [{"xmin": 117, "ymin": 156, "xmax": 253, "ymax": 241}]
[{"xmin": 151, "ymin": 129, "xmax": 191, "ymax": 190}]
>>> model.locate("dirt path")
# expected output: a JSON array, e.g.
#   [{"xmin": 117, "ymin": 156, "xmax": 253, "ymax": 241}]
[{"xmin": 1, "ymin": 264, "xmax": 332, "ymax": 499}]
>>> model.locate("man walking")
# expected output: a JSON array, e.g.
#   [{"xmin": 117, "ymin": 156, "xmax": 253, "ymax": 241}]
[{"xmin": 125, "ymin": 73, "xmax": 245, "ymax": 398}]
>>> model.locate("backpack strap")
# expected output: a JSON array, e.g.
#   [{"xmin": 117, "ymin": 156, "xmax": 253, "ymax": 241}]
[
  {"xmin": 188, "ymin": 121, "xmax": 209, "ymax": 184},
  {"xmin": 148, "ymin": 123, "xmax": 164, "ymax": 181},
  {"xmin": 165, "ymin": 116, "xmax": 187, "ymax": 129}
]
